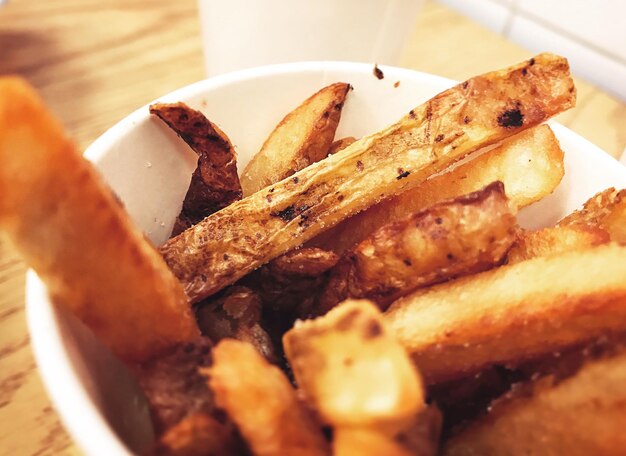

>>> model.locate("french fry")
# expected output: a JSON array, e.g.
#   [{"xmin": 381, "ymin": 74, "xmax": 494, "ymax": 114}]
[
  {"xmin": 150, "ymin": 102, "xmax": 242, "ymax": 236},
  {"xmin": 0, "ymin": 77, "xmax": 198, "ymax": 362},
  {"xmin": 161, "ymin": 54, "xmax": 575, "ymax": 303},
  {"xmin": 146, "ymin": 413, "xmax": 242, "ymax": 456},
  {"xmin": 559, "ymin": 187, "xmax": 626, "ymax": 243},
  {"xmin": 506, "ymin": 224, "xmax": 609, "ymax": 264},
  {"xmin": 241, "ymin": 82, "xmax": 351, "ymax": 196},
  {"xmin": 284, "ymin": 300, "xmax": 425, "ymax": 426},
  {"xmin": 443, "ymin": 349, "xmax": 626, "ymax": 455},
  {"xmin": 311, "ymin": 124, "xmax": 564, "ymax": 254},
  {"xmin": 208, "ymin": 339, "xmax": 330, "ymax": 456},
  {"xmin": 318, "ymin": 182, "xmax": 516, "ymax": 312},
  {"xmin": 385, "ymin": 243, "xmax": 626, "ymax": 385},
  {"xmin": 333, "ymin": 428, "xmax": 414, "ymax": 456},
  {"xmin": 328, "ymin": 136, "xmax": 357, "ymax": 155}
]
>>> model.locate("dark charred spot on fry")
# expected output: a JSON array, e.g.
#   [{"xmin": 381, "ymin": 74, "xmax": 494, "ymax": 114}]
[
  {"xmin": 409, "ymin": 109, "xmax": 416, "ymax": 119},
  {"xmin": 373, "ymin": 64, "xmax": 385, "ymax": 80},
  {"xmin": 435, "ymin": 217, "xmax": 443, "ymax": 225},
  {"xmin": 337, "ymin": 194, "xmax": 345, "ymax": 202},
  {"xmin": 223, "ymin": 254, "xmax": 229, "ymax": 260},
  {"xmin": 397, "ymin": 169, "xmax": 411, "ymax": 180},
  {"xmin": 497, "ymin": 105, "xmax": 524, "ymax": 128},
  {"xmin": 269, "ymin": 187, "xmax": 275, "ymax": 193},
  {"xmin": 463, "ymin": 116, "xmax": 471, "ymax": 124},
  {"xmin": 447, "ymin": 253, "xmax": 455, "ymax": 261},
  {"xmin": 529, "ymin": 57, "xmax": 536, "ymax": 66},
  {"xmin": 462, "ymin": 81, "xmax": 469, "ymax": 90},
  {"xmin": 435, "ymin": 134, "xmax": 445, "ymax": 143},
  {"xmin": 394, "ymin": 80, "xmax": 401, "ymax": 88},
  {"xmin": 271, "ymin": 205, "xmax": 297, "ymax": 222},
  {"xmin": 292, "ymin": 176, "xmax": 299, "ymax": 184},
  {"xmin": 426, "ymin": 105, "xmax": 433, "ymax": 121},
  {"xmin": 403, "ymin": 258, "xmax": 412, "ymax": 266},
  {"xmin": 364, "ymin": 320, "xmax": 383, "ymax": 339},
  {"xmin": 179, "ymin": 112, "xmax": 188, "ymax": 121},
  {"xmin": 266, "ymin": 194, "xmax": 272, "ymax": 203},
  {"xmin": 322, "ymin": 110, "xmax": 330, "ymax": 119},
  {"xmin": 335, "ymin": 102, "xmax": 344, "ymax": 110},
  {"xmin": 356, "ymin": 160, "xmax": 364, "ymax": 171}
]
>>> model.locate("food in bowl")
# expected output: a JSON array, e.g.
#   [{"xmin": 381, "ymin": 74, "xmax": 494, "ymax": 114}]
[{"xmin": 2, "ymin": 53, "xmax": 626, "ymax": 455}]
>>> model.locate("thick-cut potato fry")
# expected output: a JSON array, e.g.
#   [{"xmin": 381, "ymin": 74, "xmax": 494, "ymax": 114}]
[
  {"xmin": 385, "ymin": 243, "xmax": 626, "ymax": 385},
  {"xmin": 333, "ymin": 427, "xmax": 414, "ymax": 456},
  {"xmin": 150, "ymin": 102, "xmax": 242, "ymax": 236},
  {"xmin": 161, "ymin": 54, "xmax": 575, "ymax": 303},
  {"xmin": 559, "ymin": 187, "xmax": 626, "ymax": 243},
  {"xmin": 147, "ymin": 413, "xmax": 242, "ymax": 456},
  {"xmin": 312, "ymin": 124, "xmax": 564, "ymax": 253},
  {"xmin": 443, "ymin": 349, "xmax": 626, "ymax": 456},
  {"xmin": 241, "ymin": 82, "xmax": 351, "ymax": 196},
  {"xmin": 208, "ymin": 340, "xmax": 330, "ymax": 456},
  {"xmin": 284, "ymin": 300, "xmax": 424, "ymax": 426},
  {"xmin": 328, "ymin": 136, "xmax": 357, "ymax": 155},
  {"xmin": 506, "ymin": 224, "xmax": 609, "ymax": 264},
  {"xmin": 0, "ymin": 77, "xmax": 198, "ymax": 362},
  {"xmin": 319, "ymin": 182, "xmax": 516, "ymax": 312}
]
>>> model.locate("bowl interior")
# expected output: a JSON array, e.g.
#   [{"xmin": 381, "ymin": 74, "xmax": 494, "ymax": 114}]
[{"xmin": 27, "ymin": 61, "xmax": 626, "ymax": 455}]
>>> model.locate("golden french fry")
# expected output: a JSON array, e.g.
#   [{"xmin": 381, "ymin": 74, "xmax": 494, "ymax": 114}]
[
  {"xmin": 319, "ymin": 182, "xmax": 516, "ymax": 312},
  {"xmin": 0, "ymin": 77, "xmax": 198, "ymax": 362},
  {"xmin": 443, "ymin": 349, "xmax": 626, "ymax": 456},
  {"xmin": 328, "ymin": 136, "xmax": 357, "ymax": 155},
  {"xmin": 333, "ymin": 427, "xmax": 414, "ymax": 456},
  {"xmin": 385, "ymin": 243, "xmax": 626, "ymax": 385},
  {"xmin": 506, "ymin": 224, "xmax": 609, "ymax": 264},
  {"xmin": 311, "ymin": 124, "xmax": 564, "ymax": 254},
  {"xmin": 146, "ymin": 413, "xmax": 242, "ymax": 456},
  {"xmin": 241, "ymin": 82, "xmax": 351, "ymax": 196},
  {"xmin": 559, "ymin": 187, "xmax": 626, "ymax": 243},
  {"xmin": 149, "ymin": 102, "xmax": 242, "ymax": 236},
  {"xmin": 284, "ymin": 300, "xmax": 424, "ymax": 427},
  {"xmin": 208, "ymin": 339, "xmax": 330, "ymax": 456},
  {"xmin": 161, "ymin": 54, "xmax": 575, "ymax": 303}
]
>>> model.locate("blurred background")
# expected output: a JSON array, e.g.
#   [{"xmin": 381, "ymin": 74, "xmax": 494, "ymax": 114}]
[{"xmin": 0, "ymin": 0, "xmax": 624, "ymax": 454}]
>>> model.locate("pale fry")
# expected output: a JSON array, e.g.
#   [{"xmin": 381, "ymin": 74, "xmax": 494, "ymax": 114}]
[
  {"xmin": 443, "ymin": 350, "xmax": 626, "ymax": 456},
  {"xmin": 385, "ymin": 243, "xmax": 626, "ymax": 385},
  {"xmin": 559, "ymin": 187, "xmax": 626, "ymax": 243},
  {"xmin": 284, "ymin": 300, "xmax": 424, "ymax": 426},
  {"xmin": 319, "ymin": 182, "xmax": 516, "ymax": 312},
  {"xmin": 311, "ymin": 124, "xmax": 564, "ymax": 254},
  {"xmin": 150, "ymin": 102, "xmax": 242, "ymax": 235},
  {"xmin": 161, "ymin": 54, "xmax": 575, "ymax": 303},
  {"xmin": 241, "ymin": 82, "xmax": 351, "ymax": 196},
  {"xmin": 0, "ymin": 77, "xmax": 198, "ymax": 362},
  {"xmin": 506, "ymin": 224, "xmax": 609, "ymax": 264},
  {"xmin": 208, "ymin": 340, "xmax": 330, "ymax": 456}
]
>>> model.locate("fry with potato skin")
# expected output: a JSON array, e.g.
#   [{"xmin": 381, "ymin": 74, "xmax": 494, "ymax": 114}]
[
  {"xmin": 385, "ymin": 243, "xmax": 626, "ymax": 385},
  {"xmin": 149, "ymin": 102, "xmax": 242, "ymax": 236},
  {"xmin": 311, "ymin": 124, "xmax": 564, "ymax": 254},
  {"xmin": 161, "ymin": 54, "xmax": 575, "ymax": 303},
  {"xmin": 241, "ymin": 82, "xmax": 351, "ymax": 196},
  {"xmin": 319, "ymin": 182, "xmax": 516, "ymax": 312},
  {"xmin": 0, "ymin": 77, "xmax": 198, "ymax": 362},
  {"xmin": 284, "ymin": 300, "xmax": 425, "ymax": 427},
  {"xmin": 443, "ymin": 349, "xmax": 626, "ymax": 456},
  {"xmin": 506, "ymin": 224, "xmax": 609, "ymax": 264},
  {"xmin": 208, "ymin": 340, "xmax": 330, "ymax": 456}
]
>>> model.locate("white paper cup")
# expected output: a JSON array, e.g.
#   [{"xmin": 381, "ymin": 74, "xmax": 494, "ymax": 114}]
[{"xmin": 197, "ymin": 0, "xmax": 424, "ymax": 76}]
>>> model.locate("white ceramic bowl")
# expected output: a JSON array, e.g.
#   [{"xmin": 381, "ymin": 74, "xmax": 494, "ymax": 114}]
[{"xmin": 26, "ymin": 62, "xmax": 626, "ymax": 455}]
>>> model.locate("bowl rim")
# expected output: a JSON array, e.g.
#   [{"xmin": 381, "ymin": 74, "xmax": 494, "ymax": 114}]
[{"xmin": 25, "ymin": 60, "xmax": 626, "ymax": 455}]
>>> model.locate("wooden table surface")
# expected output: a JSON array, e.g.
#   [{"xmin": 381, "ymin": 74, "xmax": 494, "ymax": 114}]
[{"xmin": 0, "ymin": 1, "xmax": 624, "ymax": 454}]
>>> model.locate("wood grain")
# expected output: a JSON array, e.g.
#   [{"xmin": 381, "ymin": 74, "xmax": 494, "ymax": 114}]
[{"xmin": 0, "ymin": 0, "xmax": 623, "ymax": 455}]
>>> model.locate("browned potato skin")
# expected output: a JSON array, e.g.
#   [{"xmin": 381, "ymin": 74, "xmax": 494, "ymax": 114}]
[
  {"xmin": 208, "ymin": 340, "xmax": 330, "ymax": 456},
  {"xmin": 506, "ymin": 224, "xmax": 609, "ymax": 264},
  {"xmin": 319, "ymin": 182, "xmax": 516, "ymax": 313},
  {"xmin": 0, "ymin": 77, "xmax": 198, "ymax": 362},
  {"xmin": 161, "ymin": 54, "xmax": 575, "ymax": 303},
  {"xmin": 146, "ymin": 413, "xmax": 243, "ymax": 456},
  {"xmin": 311, "ymin": 125, "xmax": 564, "ymax": 254},
  {"xmin": 443, "ymin": 349, "xmax": 626, "ymax": 456},
  {"xmin": 328, "ymin": 136, "xmax": 357, "ymax": 155},
  {"xmin": 149, "ymin": 102, "xmax": 242, "ymax": 235},
  {"xmin": 241, "ymin": 82, "xmax": 351, "ymax": 196},
  {"xmin": 559, "ymin": 187, "xmax": 626, "ymax": 243},
  {"xmin": 284, "ymin": 300, "xmax": 424, "ymax": 427},
  {"xmin": 385, "ymin": 243, "xmax": 626, "ymax": 385}
]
